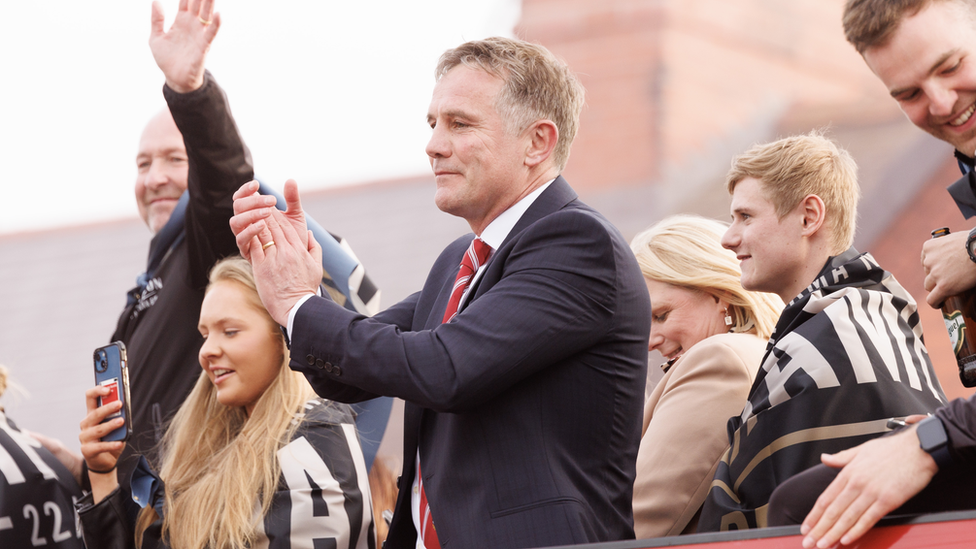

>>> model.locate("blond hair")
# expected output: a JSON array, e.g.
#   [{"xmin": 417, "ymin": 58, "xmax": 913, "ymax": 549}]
[
  {"xmin": 631, "ymin": 215, "xmax": 784, "ymax": 340},
  {"xmin": 843, "ymin": 0, "xmax": 976, "ymax": 53},
  {"xmin": 436, "ymin": 37, "xmax": 585, "ymax": 171},
  {"xmin": 726, "ymin": 132, "xmax": 860, "ymax": 254},
  {"xmin": 135, "ymin": 257, "xmax": 315, "ymax": 548}
]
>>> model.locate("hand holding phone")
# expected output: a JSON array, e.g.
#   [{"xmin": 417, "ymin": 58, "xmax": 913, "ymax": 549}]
[
  {"xmin": 92, "ymin": 342, "xmax": 131, "ymax": 442},
  {"xmin": 79, "ymin": 383, "xmax": 127, "ymax": 502}
]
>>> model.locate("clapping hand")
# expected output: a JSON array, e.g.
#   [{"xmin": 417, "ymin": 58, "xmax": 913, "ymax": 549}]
[{"xmin": 230, "ymin": 180, "xmax": 323, "ymax": 326}]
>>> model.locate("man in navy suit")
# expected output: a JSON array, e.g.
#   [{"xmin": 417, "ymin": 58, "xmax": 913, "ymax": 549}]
[{"xmin": 230, "ymin": 37, "xmax": 650, "ymax": 548}]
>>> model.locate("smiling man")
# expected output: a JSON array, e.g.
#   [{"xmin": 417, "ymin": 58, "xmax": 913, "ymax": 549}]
[
  {"xmin": 229, "ymin": 37, "xmax": 650, "ymax": 548},
  {"xmin": 113, "ymin": 0, "xmax": 249, "ymax": 469},
  {"xmin": 695, "ymin": 133, "xmax": 947, "ymax": 532},
  {"xmin": 755, "ymin": 5, "xmax": 976, "ymax": 544},
  {"xmin": 112, "ymin": 0, "xmax": 380, "ymax": 481},
  {"xmin": 844, "ymin": 0, "xmax": 976, "ymax": 308}
]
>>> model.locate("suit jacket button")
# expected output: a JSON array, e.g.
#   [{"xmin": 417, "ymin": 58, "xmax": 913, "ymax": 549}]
[
  {"xmin": 306, "ymin": 354, "xmax": 315, "ymax": 366},
  {"xmin": 315, "ymin": 359, "xmax": 325, "ymax": 369},
  {"xmin": 333, "ymin": 366, "xmax": 342, "ymax": 376},
  {"xmin": 323, "ymin": 361, "xmax": 334, "ymax": 373}
]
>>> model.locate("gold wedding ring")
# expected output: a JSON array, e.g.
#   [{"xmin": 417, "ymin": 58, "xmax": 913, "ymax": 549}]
[
  {"xmin": 262, "ymin": 240, "xmax": 275, "ymax": 250},
  {"xmin": 199, "ymin": 17, "xmax": 212, "ymax": 25}
]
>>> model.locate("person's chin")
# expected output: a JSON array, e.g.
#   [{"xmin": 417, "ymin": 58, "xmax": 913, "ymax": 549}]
[
  {"xmin": 433, "ymin": 190, "xmax": 463, "ymax": 216},
  {"xmin": 933, "ymin": 116, "xmax": 976, "ymax": 155},
  {"xmin": 148, "ymin": 206, "xmax": 177, "ymax": 232},
  {"xmin": 740, "ymin": 273, "xmax": 762, "ymax": 292},
  {"xmin": 216, "ymin": 392, "xmax": 241, "ymax": 409},
  {"xmin": 954, "ymin": 134, "xmax": 976, "ymax": 157}
]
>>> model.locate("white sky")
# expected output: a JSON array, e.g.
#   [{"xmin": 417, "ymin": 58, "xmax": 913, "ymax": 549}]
[{"xmin": 0, "ymin": 0, "xmax": 521, "ymax": 234}]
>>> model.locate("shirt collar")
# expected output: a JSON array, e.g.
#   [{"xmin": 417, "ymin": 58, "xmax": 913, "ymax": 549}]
[
  {"xmin": 478, "ymin": 179, "xmax": 555, "ymax": 250},
  {"xmin": 956, "ymin": 149, "xmax": 975, "ymax": 174}
]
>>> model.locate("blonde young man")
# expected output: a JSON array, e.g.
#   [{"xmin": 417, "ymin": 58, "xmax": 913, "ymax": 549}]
[{"xmin": 696, "ymin": 133, "xmax": 947, "ymax": 532}]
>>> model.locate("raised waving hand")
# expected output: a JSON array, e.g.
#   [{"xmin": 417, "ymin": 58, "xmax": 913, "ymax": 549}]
[{"xmin": 149, "ymin": 0, "xmax": 220, "ymax": 93}]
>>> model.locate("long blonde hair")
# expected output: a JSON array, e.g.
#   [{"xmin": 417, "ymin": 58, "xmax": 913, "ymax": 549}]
[
  {"xmin": 135, "ymin": 257, "xmax": 315, "ymax": 548},
  {"xmin": 631, "ymin": 214, "xmax": 784, "ymax": 339}
]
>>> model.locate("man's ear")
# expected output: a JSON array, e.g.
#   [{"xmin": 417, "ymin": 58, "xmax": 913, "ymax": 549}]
[
  {"xmin": 524, "ymin": 120, "xmax": 558, "ymax": 168},
  {"xmin": 799, "ymin": 194, "xmax": 826, "ymax": 237}
]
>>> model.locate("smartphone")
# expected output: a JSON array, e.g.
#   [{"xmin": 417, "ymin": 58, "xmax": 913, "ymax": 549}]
[{"xmin": 93, "ymin": 342, "xmax": 132, "ymax": 442}]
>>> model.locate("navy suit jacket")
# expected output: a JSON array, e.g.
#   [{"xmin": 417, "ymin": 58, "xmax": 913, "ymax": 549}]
[{"xmin": 290, "ymin": 177, "xmax": 650, "ymax": 548}]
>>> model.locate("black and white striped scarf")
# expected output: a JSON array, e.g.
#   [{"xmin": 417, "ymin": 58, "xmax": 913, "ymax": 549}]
[{"xmin": 699, "ymin": 248, "xmax": 948, "ymax": 531}]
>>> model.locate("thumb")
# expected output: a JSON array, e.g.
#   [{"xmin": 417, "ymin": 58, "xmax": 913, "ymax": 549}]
[
  {"xmin": 905, "ymin": 414, "xmax": 928, "ymax": 425},
  {"xmin": 283, "ymin": 179, "xmax": 305, "ymax": 217},
  {"xmin": 150, "ymin": 1, "xmax": 165, "ymax": 38}
]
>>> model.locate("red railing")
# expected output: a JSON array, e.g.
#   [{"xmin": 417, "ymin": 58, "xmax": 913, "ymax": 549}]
[{"xmin": 544, "ymin": 510, "xmax": 976, "ymax": 549}]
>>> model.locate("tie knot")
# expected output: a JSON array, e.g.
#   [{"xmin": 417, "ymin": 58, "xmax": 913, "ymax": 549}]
[{"xmin": 467, "ymin": 238, "xmax": 492, "ymax": 269}]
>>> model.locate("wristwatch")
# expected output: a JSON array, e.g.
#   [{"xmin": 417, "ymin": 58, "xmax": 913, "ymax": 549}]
[
  {"xmin": 916, "ymin": 416, "xmax": 953, "ymax": 470},
  {"xmin": 966, "ymin": 226, "xmax": 976, "ymax": 264}
]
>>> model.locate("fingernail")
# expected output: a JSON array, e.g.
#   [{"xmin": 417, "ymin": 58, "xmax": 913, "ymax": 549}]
[
  {"xmin": 263, "ymin": 196, "xmax": 276, "ymax": 206},
  {"xmin": 801, "ymin": 537, "xmax": 813, "ymax": 549},
  {"xmin": 800, "ymin": 524, "xmax": 810, "ymax": 535}
]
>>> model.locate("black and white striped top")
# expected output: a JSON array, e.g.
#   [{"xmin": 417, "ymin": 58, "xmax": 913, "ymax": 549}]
[
  {"xmin": 0, "ymin": 412, "xmax": 85, "ymax": 548},
  {"xmin": 77, "ymin": 398, "xmax": 375, "ymax": 549}
]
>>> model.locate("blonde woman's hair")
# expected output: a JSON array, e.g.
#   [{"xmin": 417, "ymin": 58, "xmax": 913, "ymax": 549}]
[
  {"xmin": 631, "ymin": 214, "xmax": 784, "ymax": 340},
  {"xmin": 135, "ymin": 256, "xmax": 315, "ymax": 548},
  {"xmin": 726, "ymin": 132, "xmax": 861, "ymax": 255},
  {"xmin": 436, "ymin": 37, "xmax": 586, "ymax": 171}
]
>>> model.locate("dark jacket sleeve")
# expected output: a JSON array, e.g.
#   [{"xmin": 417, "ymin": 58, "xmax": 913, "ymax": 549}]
[
  {"xmin": 77, "ymin": 487, "xmax": 141, "ymax": 549},
  {"xmin": 936, "ymin": 393, "xmax": 976, "ymax": 465},
  {"xmin": 290, "ymin": 209, "xmax": 624, "ymax": 413},
  {"xmin": 163, "ymin": 70, "xmax": 254, "ymax": 290},
  {"xmin": 293, "ymin": 291, "xmax": 421, "ymax": 404}
]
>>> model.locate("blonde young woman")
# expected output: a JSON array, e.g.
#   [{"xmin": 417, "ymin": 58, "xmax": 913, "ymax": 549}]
[
  {"xmin": 76, "ymin": 257, "xmax": 374, "ymax": 549},
  {"xmin": 630, "ymin": 215, "xmax": 783, "ymax": 538}
]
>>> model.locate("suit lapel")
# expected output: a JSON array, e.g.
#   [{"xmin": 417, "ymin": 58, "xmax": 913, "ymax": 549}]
[
  {"xmin": 463, "ymin": 176, "xmax": 577, "ymax": 302},
  {"xmin": 503, "ymin": 176, "xmax": 577, "ymax": 249}
]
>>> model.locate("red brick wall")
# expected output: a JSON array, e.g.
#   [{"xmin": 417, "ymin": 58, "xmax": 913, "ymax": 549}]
[{"xmin": 516, "ymin": 0, "xmax": 666, "ymax": 191}]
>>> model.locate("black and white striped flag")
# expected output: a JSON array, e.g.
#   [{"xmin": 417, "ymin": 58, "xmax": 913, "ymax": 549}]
[{"xmin": 700, "ymin": 250, "xmax": 948, "ymax": 531}]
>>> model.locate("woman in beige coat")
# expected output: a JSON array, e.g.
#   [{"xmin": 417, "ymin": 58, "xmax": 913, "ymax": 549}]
[{"xmin": 630, "ymin": 215, "xmax": 783, "ymax": 538}]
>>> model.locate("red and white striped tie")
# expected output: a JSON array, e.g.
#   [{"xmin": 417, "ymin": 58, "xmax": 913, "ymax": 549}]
[
  {"xmin": 418, "ymin": 237, "xmax": 492, "ymax": 548},
  {"xmin": 441, "ymin": 237, "xmax": 492, "ymax": 323},
  {"xmin": 418, "ymin": 463, "xmax": 440, "ymax": 549}
]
